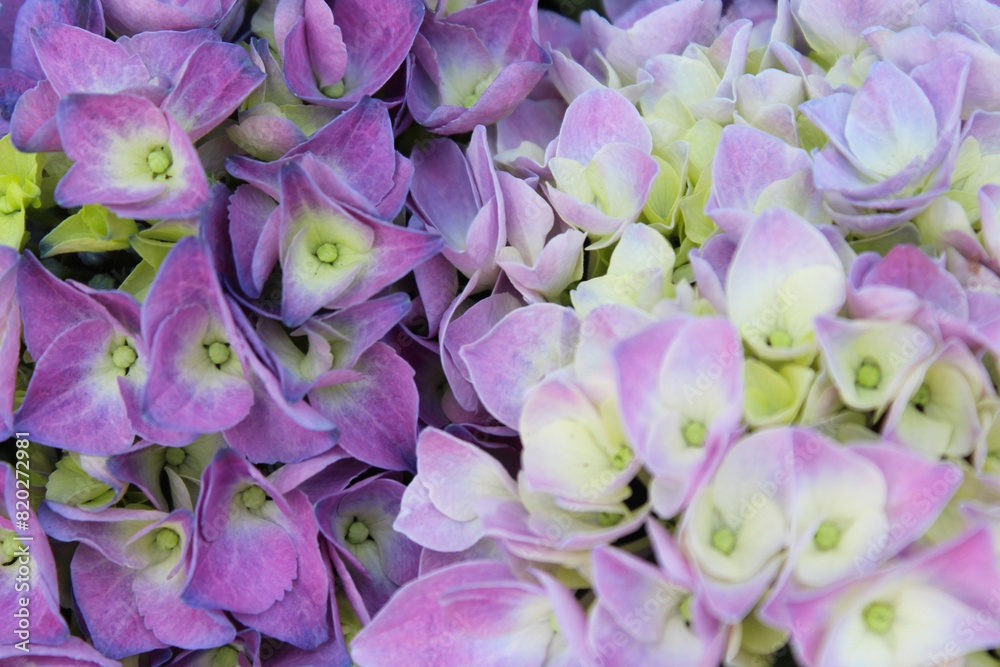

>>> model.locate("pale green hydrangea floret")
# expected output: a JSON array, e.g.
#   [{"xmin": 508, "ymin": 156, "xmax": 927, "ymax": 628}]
[
  {"xmin": 570, "ymin": 224, "xmax": 675, "ymax": 315},
  {"xmin": 0, "ymin": 178, "xmax": 40, "ymax": 215},
  {"xmin": 346, "ymin": 520, "xmax": 370, "ymax": 544},
  {"xmin": 863, "ymin": 601, "xmax": 894, "ymax": 634},
  {"xmin": 0, "ymin": 134, "xmax": 44, "ymax": 248},
  {"xmin": 47, "ymin": 454, "xmax": 114, "ymax": 507},
  {"xmin": 241, "ymin": 485, "xmax": 267, "ymax": 510},
  {"xmin": 39, "ymin": 205, "xmax": 139, "ymax": 257}
]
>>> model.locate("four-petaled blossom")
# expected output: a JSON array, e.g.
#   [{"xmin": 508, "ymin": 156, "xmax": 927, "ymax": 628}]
[
  {"xmin": 408, "ymin": 0, "xmax": 552, "ymax": 134},
  {"xmin": 273, "ymin": 0, "xmax": 424, "ymax": 107},
  {"xmin": 800, "ymin": 55, "xmax": 971, "ymax": 233},
  {"xmin": 54, "ymin": 93, "xmax": 209, "ymax": 220},
  {"xmin": 545, "ymin": 88, "xmax": 659, "ymax": 244}
]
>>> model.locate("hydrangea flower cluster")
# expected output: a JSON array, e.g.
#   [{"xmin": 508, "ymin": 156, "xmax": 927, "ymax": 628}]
[{"xmin": 5, "ymin": 0, "xmax": 1000, "ymax": 664}]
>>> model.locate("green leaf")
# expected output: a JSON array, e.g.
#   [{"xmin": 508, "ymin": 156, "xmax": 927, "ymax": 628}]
[
  {"xmin": 682, "ymin": 118, "xmax": 722, "ymax": 186},
  {"xmin": 119, "ymin": 260, "xmax": 157, "ymax": 301},
  {"xmin": 138, "ymin": 218, "xmax": 198, "ymax": 243},
  {"xmin": 0, "ymin": 135, "xmax": 44, "ymax": 249},
  {"xmin": 642, "ymin": 156, "xmax": 684, "ymax": 228},
  {"xmin": 131, "ymin": 235, "xmax": 176, "ymax": 268},
  {"xmin": 744, "ymin": 360, "xmax": 815, "ymax": 427},
  {"xmin": 39, "ymin": 205, "xmax": 138, "ymax": 256},
  {"xmin": 45, "ymin": 454, "xmax": 113, "ymax": 507},
  {"xmin": 679, "ymin": 183, "xmax": 716, "ymax": 246}
]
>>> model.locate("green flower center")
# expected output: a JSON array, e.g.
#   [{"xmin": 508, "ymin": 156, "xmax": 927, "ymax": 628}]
[
  {"xmin": 0, "ymin": 190, "xmax": 15, "ymax": 215},
  {"xmin": 711, "ymin": 527, "xmax": 736, "ymax": 555},
  {"xmin": 155, "ymin": 528, "xmax": 180, "ymax": 551},
  {"xmin": 321, "ymin": 80, "xmax": 346, "ymax": 98},
  {"xmin": 146, "ymin": 147, "xmax": 172, "ymax": 177},
  {"xmin": 462, "ymin": 75, "xmax": 496, "ymax": 108},
  {"xmin": 207, "ymin": 341, "xmax": 231, "ymax": 366},
  {"xmin": 683, "ymin": 422, "xmax": 707, "ymax": 447},
  {"xmin": 316, "ymin": 243, "xmax": 340, "ymax": 264},
  {"xmin": 813, "ymin": 521, "xmax": 840, "ymax": 551},
  {"xmin": 0, "ymin": 178, "xmax": 38, "ymax": 215},
  {"xmin": 911, "ymin": 383, "xmax": 931, "ymax": 411},
  {"xmin": 241, "ymin": 485, "xmax": 266, "ymax": 510},
  {"xmin": 678, "ymin": 595, "xmax": 693, "ymax": 625},
  {"xmin": 1, "ymin": 530, "xmax": 23, "ymax": 563},
  {"xmin": 610, "ymin": 446, "xmax": 633, "ymax": 472},
  {"xmin": 164, "ymin": 447, "xmax": 186, "ymax": 467},
  {"xmin": 862, "ymin": 601, "xmax": 894, "ymax": 634},
  {"xmin": 598, "ymin": 512, "xmax": 622, "ymax": 527},
  {"xmin": 346, "ymin": 520, "xmax": 370, "ymax": 544},
  {"xmin": 213, "ymin": 644, "xmax": 240, "ymax": 667},
  {"xmin": 111, "ymin": 344, "xmax": 137, "ymax": 370},
  {"xmin": 855, "ymin": 360, "xmax": 882, "ymax": 390},
  {"xmin": 767, "ymin": 330, "xmax": 793, "ymax": 348}
]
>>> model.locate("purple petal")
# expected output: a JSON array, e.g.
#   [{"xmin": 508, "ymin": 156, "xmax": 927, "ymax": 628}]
[
  {"xmin": 223, "ymin": 371, "xmax": 338, "ymax": 464},
  {"xmin": 16, "ymin": 251, "xmax": 109, "ymax": 358},
  {"xmin": 331, "ymin": 0, "xmax": 424, "ymax": 98},
  {"xmin": 142, "ymin": 304, "xmax": 253, "ymax": 433},
  {"xmin": 29, "ymin": 23, "xmax": 147, "ymax": 96},
  {"xmin": 131, "ymin": 512, "xmax": 236, "ymax": 650},
  {"xmin": 70, "ymin": 545, "xmax": 167, "ymax": 659},
  {"xmin": 117, "ymin": 28, "xmax": 220, "ymax": 80},
  {"xmin": 184, "ymin": 449, "xmax": 297, "ymax": 614},
  {"xmin": 15, "ymin": 319, "xmax": 134, "ymax": 454},
  {"xmin": 228, "ymin": 184, "xmax": 279, "ymax": 299},
  {"xmin": 10, "ymin": 0, "xmax": 104, "ymax": 79},
  {"xmin": 442, "ymin": 293, "xmax": 522, "ymax": 412},
  {"xmin": 707, "ymin": 124, "xmax": 813, "ymax": 235},
  {"xmin": 9, "ymin": 78, "xmax": 61, "ymax": 153},
  {"xmin": 844, "ymin": 61, "xmax": 940, "ymax": 178},
  {"xmin": 55, "ymin": 93, "xmax": 208, "ymax": 219},
  {"xmin": 461, "ymin": 304, "xmax": 580, "ymax": 428},
  {"xmin": 233, "ymin": 490, "xmax": 332, "ymax": 649},
  {"xmin": 227, "ymin": 97, "xmax": 410, "ymax": 217},
  {"xmin": 410, "ymin": 137, "xmax": 480, "ymax": 251},
  {"xmin": 99, "ymin": 0, "xmax": 233, "ymax": 36},
  {"xmin": 0, "ymin": 636, "xmax": 119, "ymax": 666},
  {"xmin": 555, "ymin": 87, "xmax": 652, "ymax": 163},
  {"xmin": 352, "ymin": 561, "xmax": 552, "ymax": 666},
  {"xmin": 309, "ymin": 342, "xmax": 419, "ymax": 471},
  {"xmin": 161, "ymin": 40, "xmax": 265, "ymax": 141}
]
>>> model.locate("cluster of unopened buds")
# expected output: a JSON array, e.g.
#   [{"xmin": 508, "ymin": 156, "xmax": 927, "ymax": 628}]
[{"xmin": 4, "ymin": 0, "xmax": 1000, "ymax": 665}]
